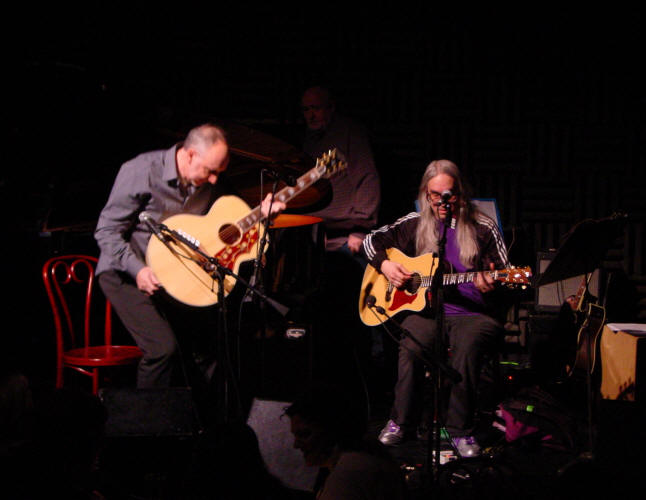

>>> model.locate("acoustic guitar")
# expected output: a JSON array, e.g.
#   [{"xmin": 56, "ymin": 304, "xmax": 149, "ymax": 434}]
[
  {"xmin": 566, "ymin": 275, "xmax": 606, "ymax": 378},
  {"xmin": 358, "ymin": 247, "xmax": 532, "ymax": 326},
  {"xmin": 146, "ymin": 149, "xmax": 346, "ymax": 307}
]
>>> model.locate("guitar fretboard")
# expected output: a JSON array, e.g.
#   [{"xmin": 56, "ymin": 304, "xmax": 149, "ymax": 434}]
[
  {"xmin": 235, "ymin": 154, "xmax": 338, "ymax": 232},
  {"xmin": 420, "ymin": 270, "xmax": 506, "ymax": 288}
]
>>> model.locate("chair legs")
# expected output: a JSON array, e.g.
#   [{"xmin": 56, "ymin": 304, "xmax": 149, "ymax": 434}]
[
  {"xmin": 92, "ymin": 369, "xmax": 100, "ymax": 395},
  {"xmin": 58, "ymin": 365, "xmax": 103, "ymax": 395}
]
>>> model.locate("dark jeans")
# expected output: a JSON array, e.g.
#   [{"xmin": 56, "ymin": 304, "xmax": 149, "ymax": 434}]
[{"xmin": 392, "ymin": 313, "xmax": 502, "ymax": 437}]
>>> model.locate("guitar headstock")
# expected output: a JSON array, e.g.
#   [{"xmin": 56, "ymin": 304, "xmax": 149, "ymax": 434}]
[
  {"xmin": 316, "ymin": 149, "xmax": 347, "ymax": 178},
  {"xmin": 498, "ymin": 266, "xmax": 532, "ymax": 288}
]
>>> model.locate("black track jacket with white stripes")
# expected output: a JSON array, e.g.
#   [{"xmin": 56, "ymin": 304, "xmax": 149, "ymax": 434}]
[{"xmin": 361, "ymin": 211, "xmax": 511, "ymax": 318}]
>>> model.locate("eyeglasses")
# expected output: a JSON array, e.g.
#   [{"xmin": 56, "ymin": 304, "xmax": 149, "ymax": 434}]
[{"xmin": 426, "ymin": 190, "xmax": 459, "ymax": 203}]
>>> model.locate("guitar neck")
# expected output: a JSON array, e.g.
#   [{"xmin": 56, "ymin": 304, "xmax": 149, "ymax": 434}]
[
  {"xmin": 235, "ymin": 160, "xmax": 330, "ymax": 233},
  {"xmin": 573, "ymin": 275, "xmax": 593, "ymax": 311},
  {"xmin": 421, "ymin": 270, "xmax": 509, "ymax": 288}
]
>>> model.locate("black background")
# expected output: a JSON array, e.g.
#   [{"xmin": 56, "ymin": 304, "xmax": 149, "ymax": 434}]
[{"xmin": 5, "ymin": 5, "xmax": 645, "ymax": 384}]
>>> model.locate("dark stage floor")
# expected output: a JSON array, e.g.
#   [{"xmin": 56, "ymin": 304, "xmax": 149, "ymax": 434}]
[
  {"xmin": 368, "ymin": 399, "xmax": 646, "ymax": 500},
  {"xmin": 5, "ymin": 348, "xmax": 646, "ymax": 499},
  {"xmin": 89, "ymin": 389, "xmax": 646, "ymax": 500}
]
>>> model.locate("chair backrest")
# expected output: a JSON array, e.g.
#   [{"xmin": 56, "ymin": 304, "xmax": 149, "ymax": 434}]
[{"xmin": 42, "ymin": 255, "xmax": 112, "ymax": 356}]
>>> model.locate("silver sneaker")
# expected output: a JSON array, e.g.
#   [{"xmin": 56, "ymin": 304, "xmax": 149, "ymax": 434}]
[
  {"xmin": 451, "ymin": 436, "xmax": 481, "ymax": 458},
  {"xmin": 378, "ymin": 419, "xmax": 404, "ymax": 446}
]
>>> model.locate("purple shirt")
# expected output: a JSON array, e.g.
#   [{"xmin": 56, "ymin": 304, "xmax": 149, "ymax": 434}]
[{"xmin": 442, "ymin": 222, "xmax": 485, "ymax": 316}]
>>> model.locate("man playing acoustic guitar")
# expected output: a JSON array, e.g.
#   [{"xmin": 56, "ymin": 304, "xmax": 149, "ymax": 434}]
[
  {"xmin": 95, "ymin": 123, "xmax": 286, "ymax": 391},
  {"xmin": 361, "ymin": 159, "xmax": 511, "ymax": 458}
]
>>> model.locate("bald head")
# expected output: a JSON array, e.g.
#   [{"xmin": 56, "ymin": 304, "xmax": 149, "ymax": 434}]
[
  {"xmin": 177, "ymin": 123, "xmax": 229, "ymax": 187},
  {"xmin": 184, "ymin": 123, "xmax": 227, "ymax": 154}
]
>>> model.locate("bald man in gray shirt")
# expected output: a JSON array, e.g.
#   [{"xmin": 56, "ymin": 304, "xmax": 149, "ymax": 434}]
[{"xmin": 95, "ymin": 123, "xmax": 284, "ymax": 389}]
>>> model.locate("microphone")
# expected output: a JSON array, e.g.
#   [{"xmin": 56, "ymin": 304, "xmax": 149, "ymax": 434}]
[
  {"xmin": 262, "ymin": 168, "xmax": 297, "ymax": 187},
  {"xmin": 441, "ymin": 190, "xmax": 453, "ymax": 203},
  {"xmin": 139, "ymin": 211, "xmax": 169, "ymax": 242},
  {"xmin": 365, "ymin": 295, "xmax": 386, "ymax": 315},
  {"xmin": 170, "ymin": 229, "xmax": 201, "ymax": 251},
  {"xmin": 433, "ymin": 190, "xmax": 454, "ymax": 206},
  {"xmin": 140, "ymin": 212, "xmax": 202, "ymax": 251}
]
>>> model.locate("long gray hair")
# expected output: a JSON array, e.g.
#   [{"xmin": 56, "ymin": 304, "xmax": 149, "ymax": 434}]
[{"xmin": 415, "ymin": 159, "xmax": 480, "ymax": 267}]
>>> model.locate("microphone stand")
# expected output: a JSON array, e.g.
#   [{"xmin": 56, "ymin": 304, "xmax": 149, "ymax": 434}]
[
  {"xmin": 191, "ymin": 245, "xmax": 288, "ymax": 423},
  {"xmin": 250, "ymin": 173, "xmax": 280, "ymax": 397},
  {"xmin": 252, "ymin": 172, "xmax": 278, "ymax": 287},
  {"xmin": 159, "ymin": 223, "xmax": 288, "ymax": 425},
  {"xmin": 427, "ymin": 201, "xmax": 452, "ymax": 486},
  {"xmin": 365, "ymin": 300, "xmax": 461, "ymax": 386},
  {"xmin": 366, "ymin": 295, "xmax": 461, "ymax": 494}
]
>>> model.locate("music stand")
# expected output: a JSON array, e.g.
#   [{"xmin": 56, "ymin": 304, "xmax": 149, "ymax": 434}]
[
  {"xmin": 535, "ymin": 212, "xmax": 627, "ymax": 459},
  {"xmin": 536, "ymin": 212, "xmax": 627, "ymax": 288}
]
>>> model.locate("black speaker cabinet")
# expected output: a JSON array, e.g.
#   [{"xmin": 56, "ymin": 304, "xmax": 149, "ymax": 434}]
[
  {"xmin": 535, "ymin": 250, "xmax": 601, "ymax": 313},
  {"xmin": 246, "ymin": 398, "xmax": 317, "ymax": 492},
  {"xmin": 97, "ymin": 387, "xmax": 197, "ymax": 497},
  {"xmin": 98, "ymin": 387, "xmax": 196, "ymax": 438}
]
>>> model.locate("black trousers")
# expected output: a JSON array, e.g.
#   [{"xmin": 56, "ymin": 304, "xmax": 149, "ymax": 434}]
[
  {"xmin": 392, "ymin": 312, "xmax": 502, "ymax": 437},
  {"xmin": 98, "ymin": 270, "xmax": 219, "ymax": 390}
]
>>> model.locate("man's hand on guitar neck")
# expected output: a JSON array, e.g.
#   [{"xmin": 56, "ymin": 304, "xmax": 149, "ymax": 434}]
[
  {"xmin": 475, "ymin": 262, "xmax": 496, "ymax": 294},
  {"xmin": 137, "ymin": 266, "xmax": 162, "ymax": 295},
  {"xmin": 380, "ymin": 259, "xmax": 412, "ymax": 288},
  {"xmin": 260, "ymin": 193, "xmax": 286, "ymax": 219},
  {"xmin": 565, "ymin": 295, "xmax": 578, "ymax": 311}
]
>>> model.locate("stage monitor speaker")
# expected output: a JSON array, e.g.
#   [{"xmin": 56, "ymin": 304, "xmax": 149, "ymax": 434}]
[
  {"xmin": 535, "ymin": 250, "xmax": 601, "ymax": 313},
  {"xmin": 247, "ymin": 398, "xmax": 317, "ymax": 492},
  {"xmin": 98, "ymin": 387, "xmax": 196, "ymax": 438}
]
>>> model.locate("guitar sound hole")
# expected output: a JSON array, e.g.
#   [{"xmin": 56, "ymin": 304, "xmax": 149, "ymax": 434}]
[
  {"xmin": 219, "ymin": 224, "xmax": 240, "ymax": 245},
  {"xmin": 404, "ymin": 273, "xmax": 421, "ymax": 294}
]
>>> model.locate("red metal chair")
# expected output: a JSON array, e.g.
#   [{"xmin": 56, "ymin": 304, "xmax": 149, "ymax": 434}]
[{"xmin": 42, "ymin": 255, "xmax": 142, "ymax": 394}]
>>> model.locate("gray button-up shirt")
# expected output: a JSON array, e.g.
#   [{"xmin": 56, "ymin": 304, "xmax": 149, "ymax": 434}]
[{"xmin": 95, "ymin": 145, "xmax": 221, "ymax": 278}]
